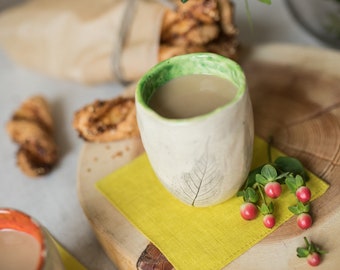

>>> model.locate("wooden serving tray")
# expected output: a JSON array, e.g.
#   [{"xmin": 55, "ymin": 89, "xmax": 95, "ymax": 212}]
[{"xmin": 77, "ymin": 44, "xmax": 340, "ymax": 270}]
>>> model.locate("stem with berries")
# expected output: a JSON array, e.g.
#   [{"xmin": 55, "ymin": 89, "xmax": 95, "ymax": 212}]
[
  {"xmin": 297, "ymin": 237, "xmax": 327, "ymax": 267},
  {"xmin": 237, "ymin": 137, "xmax": 313, "ymax": 230},
  {"xmin": 286, "ymin": 174, "xmax": 313, "ymax": 229}
]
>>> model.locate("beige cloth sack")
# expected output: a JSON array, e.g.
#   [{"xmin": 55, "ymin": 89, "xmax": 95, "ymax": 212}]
[{"xmin": 0, "ymin": 0, "xmax": 166, "ymax": 84}]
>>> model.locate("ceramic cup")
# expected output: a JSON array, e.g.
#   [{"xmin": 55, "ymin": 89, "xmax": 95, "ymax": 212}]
[
  {"xmin": 135, "ymin": 53, "xmax": 254, "ymax": 207},
  {"xmin": 0, "ymin": 208, "xmax": 65, "ymax": 270}
]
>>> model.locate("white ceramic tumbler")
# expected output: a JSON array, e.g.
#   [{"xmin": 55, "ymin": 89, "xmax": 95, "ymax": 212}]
[{"xmin": 135, "ymin": 53, "xmax": 254, "ymax": 207}]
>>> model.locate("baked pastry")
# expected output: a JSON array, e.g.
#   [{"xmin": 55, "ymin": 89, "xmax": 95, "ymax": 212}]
[
  {"xmin": 6, "ymin": 96, "xmax": 58, "ymax": 177},
  {"xmin": 159, "ymin": 0, "xmax": 238, "ymax": 62},
  {"xmin": 73, "ymin": 96, "xmax": 139, "ymax": 142}
]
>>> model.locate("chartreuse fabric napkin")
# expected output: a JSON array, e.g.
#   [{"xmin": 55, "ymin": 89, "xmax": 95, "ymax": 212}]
[{"xmin": 96, "ymin": 137, "xmax": 329, "ymax": 270}]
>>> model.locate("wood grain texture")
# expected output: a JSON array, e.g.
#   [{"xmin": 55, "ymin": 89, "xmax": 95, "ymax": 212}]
[
  {"xmin": 242, "ymin": 44, "xmax": 340, "ymax": 241},
  {"xmin": 77, "ymin": 44, "xmax": 340, "ymax": 270}
]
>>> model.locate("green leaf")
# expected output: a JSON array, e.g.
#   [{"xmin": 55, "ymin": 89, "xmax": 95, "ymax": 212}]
[
  {"xmin": 297, "ymin": 247, "xmax": 309, "ymax": 258},
  {"xmin": 274, "ymin": 171, "xmax": 290, "ymax": 184},
  {"xmin": 274, "ymin": 156, "xmax": 308, "ymax": 180},
  {"xmin": 181, "ymin": 0, "xmax": 188, "ymax": 3},
  {"xmin": 243, "ymin": 187, "xmax": 259, "ymax": 203},
  {"xmin": 297, "ymin": 237, "xmax": 327, "ymax": 259},
  {"xmin": 308, "ymin": 240, "xmax": 316, "ymax": 253},
  {"xmin": 289, "ymin": 201, "xmax": 310, "ymax": 215},
  {"xmin": 261, "ymin": 164, "xmax": 277, "ymax": 181},
  {"xmin": 285, "ymin": 174, "xmax": 306, "ymax": 193},
  {"xmin": 260, "ymin": 201, "xmax": 274, "ymax": 215},
  {"xmin": 295, "ymin": 174, "xmax": 305, "ymax": 188},
  {"xmin": 255, "ymin": 173, "xmax": 268, "ymax": 185},
  {"xmin": 317, "ymin": 249, "xmax": 328, "ymax": 255},
  {"xmin": 268, "ymin": 201, "xmax": 274, "ymax": 213},
  {"xmin": 288, "ymin": 204, "xmax": 300, "ymax": 215},
  {"xmin": 245, "ymin": 166, "xmax": 263, "ymax": 188},
  {"xmin": 259, "ymin": 203, "xmax": 270, "ymax": 215},
  {"xmin": 236, "ymin": 190, "xmax": 244, "ymax": 197},
  {"xmin": 297, "ymin": 201, "xmax": 310, "ymax": 213},
  {"xmin": 276, "ymin": 171, "xmax": 289, "ymax": 180},
  {"xmin": 285, "ymin": 175, "xmax": 298, "ymax": 193}
]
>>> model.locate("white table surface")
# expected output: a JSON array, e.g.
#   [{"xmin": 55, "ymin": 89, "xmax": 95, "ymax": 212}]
[{"xmin": 0, "ymin": 1, "xmax": 330, "ymax": 270}]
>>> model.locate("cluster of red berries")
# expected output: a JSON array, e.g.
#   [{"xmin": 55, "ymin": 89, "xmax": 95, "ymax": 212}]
[
  {"xmin": 238, "ymin": 153, "xmax": 327, "ymax": 266},
  {"xmin": 286, "ymin": 174, "xmax": 313, "ymax": 229},
  {"xmin": 238, "ymin": 156, "xmax": 313, "ymax": 230}
]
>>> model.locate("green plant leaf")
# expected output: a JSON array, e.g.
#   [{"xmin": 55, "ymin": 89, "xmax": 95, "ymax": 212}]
[
  {"xmin": 256, "ymin": 173, "xmax": 268, "ymax": 185},
  {"xmin": 285, "ymin": 174, "xmax": 305, "ymax": 193},
  {"xmin": 297, "ymin": 237, "xmax": 327, "ymax": 259},
  {"xmin": 317, "ymin": 249, "xmax": 328, "ymax": 255},
  {"xmin": 260, "ymin": 201, "xmax": 274, "ymax": 215},
  {"xmin": 276, "ymin": 171, "xmax": 289, "ymax": 179},
  {"xmin": 297, "ymin": 201, "xmax": 310, "ymax": 213},
  {"xmin": 295, "ymin": 174, "xmax": 305, "ymax": 188},
  {"xmin": 261, "ymin": 164, "xmax": 277, "ymax": 181},
  {"xmin": 244, "ymin": 187, "xmax": 259, "ymax": 203},
  {"xmin": 288, "ymin": 202, "xmax": 310, "ymax": 215},
  {"xmin": 274, "ymin": 156, "xmax": 308, "ymax": 181},
  {"xmin": 236, "ymin": 190, "xmax": 244, "ymax": 197},
  {"xmin": 288, "ymin": 204, "xmax": 300, "ymax": 215},
  {"xmin": 274, "ymin": 171, "xmax": 290, "ymax": 184},
  {"xmin": 259, "ymin": 203, "xmax": 270, "ymax": 215},
  {"xmin": 268, "ymin": 201, "xmax": 274, "ymax": 213},
  {"xmin": 241, "ymin": 165, "xmax": 263, "ymax": 189},
  {"xmin": 297, "ymin": 247, "xmax": 309, "ymax": 258},
  {"xmin": 285, "ymin": 175, "xmax": 297, "ymax": 193}
]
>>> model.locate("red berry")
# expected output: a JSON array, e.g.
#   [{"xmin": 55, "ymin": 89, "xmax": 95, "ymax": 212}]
[
  {"xmin": 296, "ymin": 186, "xmax": 312, "ymax": 203},
  {"xmin": 240, "ymin": 202, "xmax": 258, "ymax": 220},
  {"xmin": 263, "ymin": 214, "xmax": 275, "ymax": 229},
  {"xmin": 307, "ymin": 252, "xmax": 321, "ymax": 266},
  {"xmin": 297, "ymin": 213, "xmax": 313, "ymax": 230},
  {"xmin": 264, "ymin": 182, "xmax": 282, "ymax": 199}
]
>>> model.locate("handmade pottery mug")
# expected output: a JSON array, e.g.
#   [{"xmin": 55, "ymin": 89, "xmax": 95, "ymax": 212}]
[
  {"xmin": 0, "ymin": 208, "xmax": 65, "ymax": 270},
  {"xmin": 135, "ymin": 53, "xmax": 254, "ymax": 207}
]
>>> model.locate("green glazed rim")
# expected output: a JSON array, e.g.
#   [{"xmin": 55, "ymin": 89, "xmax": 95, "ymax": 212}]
[{"xmin": 136, "ymin": 52, "xmax": 246, "ymax": 121}]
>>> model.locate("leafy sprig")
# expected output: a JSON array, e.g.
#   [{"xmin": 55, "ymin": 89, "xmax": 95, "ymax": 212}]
[
  {"xmin": 241, "ymin": 155, "xmax": 309, "ymax": 191},
  {"xmin": 288, "ymin": 201, "xmax": 310, "ymax": 215},
  {"xmin": 297, "ymin": 237, "xmax": 327, "ymax": 258},
  {"xmin": 238, "ymin": 136, "xmax": 313, "ymax": 230},
  {"xmin": 297, "ymin": 237, "xmax": 327, "ymax": 266}
]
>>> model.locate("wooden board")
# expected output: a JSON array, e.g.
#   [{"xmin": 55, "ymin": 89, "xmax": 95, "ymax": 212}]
[{"xmin": 77, "ymin": 43, "xmax": 340, "ymax": 270}]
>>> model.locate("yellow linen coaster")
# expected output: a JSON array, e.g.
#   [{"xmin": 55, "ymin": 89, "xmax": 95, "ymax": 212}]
[{"xmin": 96, "ymin": 137, "xmax": 329, "ymax": 270}]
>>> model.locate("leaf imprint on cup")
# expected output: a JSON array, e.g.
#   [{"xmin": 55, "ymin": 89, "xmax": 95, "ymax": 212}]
[{"xmin": 180, "ymin": 148, "xmax": 223, "ymax": 206}]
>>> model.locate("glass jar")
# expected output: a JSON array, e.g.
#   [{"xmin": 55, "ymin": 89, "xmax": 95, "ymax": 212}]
[{"xmin": 0, "ymin": 208, "xmax": 65, "ymax": 270}]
